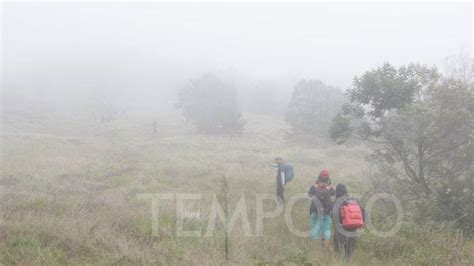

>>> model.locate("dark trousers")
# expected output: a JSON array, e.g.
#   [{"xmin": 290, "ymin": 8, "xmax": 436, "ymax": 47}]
[
  {"xmin": 276, "ymin": 175, "xmax": 284, "ymax": 203},
  {"xmin": 334, "ymin": 230, "xmax": 357, "ymax": 258}
]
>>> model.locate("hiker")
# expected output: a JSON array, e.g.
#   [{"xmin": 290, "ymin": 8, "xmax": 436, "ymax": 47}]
[
  {"xmin": 308, "ymin": 170, "xmax": 335, "ymax": 247},
  {"xmin": 271, "ymin": 157, "xmax": 286, "ymax": 203},
  {"xmin": 332, "ymin": 184, "xmax": 366, "ymax": 259}
]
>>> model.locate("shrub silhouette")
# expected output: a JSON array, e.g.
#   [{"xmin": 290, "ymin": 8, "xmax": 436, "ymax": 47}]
[{"xmin": 176, "ymin": 74, "xmax": 245, "ymax": 135}]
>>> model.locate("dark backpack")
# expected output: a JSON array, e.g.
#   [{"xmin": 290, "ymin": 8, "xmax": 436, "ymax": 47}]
[
  {"xmin": 314, "ymin": 185, "xmax": 332, "ymax": 211},
  {"xmin": 284, "ymin": 163, "xmax": 294, "ymax": 182}
]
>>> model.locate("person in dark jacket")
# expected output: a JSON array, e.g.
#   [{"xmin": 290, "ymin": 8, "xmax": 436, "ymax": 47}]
[
  {"xmin": 272, "ymin": 157, "xmax": 286, "ymax": 204},
  {"xmin": 332, "ymin": 184, "xmax": 365, "ymax": 258},
  {"xmin": 308, "ymin": 170, "xmax": 335, "ymax": 247}
]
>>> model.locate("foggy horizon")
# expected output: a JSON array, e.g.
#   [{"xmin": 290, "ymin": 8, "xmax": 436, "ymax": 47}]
[{"xmin": 2, "ymin": 2, "xmax": 472, "ymax": 115}]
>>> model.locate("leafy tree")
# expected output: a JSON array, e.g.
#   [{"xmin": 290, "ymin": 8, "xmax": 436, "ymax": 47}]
[
  {"xmin": 286, "ymin": 80, "xmax": 344, "ymax": 137},
  {"xmin": 330, "ymin": 62, "xmax": 440, "ymax": 143},
  {"xmin": 331, "ymin": 62, "xmax": 474, "ymax": 231},
  {"xmin": 176, "ymin": 74, "xmax": 245, "ymax": 135},
  {"xmin": 443, "ymin": 51, "xmax": 474, "ymax": 84},
  {"xmin": 329, "ymin": 112, "xmax": 352, "ymax": 145}
]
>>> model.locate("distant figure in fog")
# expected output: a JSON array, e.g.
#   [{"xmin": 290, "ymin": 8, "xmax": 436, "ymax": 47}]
[
  {"xmin": 308, "ymin": 170, "xmax": 334, "ymax": 248},
  {"xmin": 153, "ymin": 117, "xmax": 158, "ymax": 134},
  {"xmin": 332, "ymin": 184, "xmax": 366, "ymax": 259}
]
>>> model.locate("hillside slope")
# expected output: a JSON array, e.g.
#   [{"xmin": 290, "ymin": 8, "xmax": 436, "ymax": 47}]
[{"xmin": 0, "ymin": 114, "xmax": 472, "ymax": 265}]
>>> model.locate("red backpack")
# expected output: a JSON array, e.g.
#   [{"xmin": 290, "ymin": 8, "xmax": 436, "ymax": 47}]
[{"xmin": 340, "ymin": 199, "xmax": 364, "ymax": 230}]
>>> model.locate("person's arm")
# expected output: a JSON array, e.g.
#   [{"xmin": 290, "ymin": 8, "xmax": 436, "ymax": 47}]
[
  {"xmin": 308, "ymin": 185, "xmax": 315, "ymax": 197},
  {"xmin": 281, "ymin": 171, "xmax": 286, "ymax": 185},
  {"xmin": 332, "ymin": 201, "xmax": 343, "ymax": 228}
]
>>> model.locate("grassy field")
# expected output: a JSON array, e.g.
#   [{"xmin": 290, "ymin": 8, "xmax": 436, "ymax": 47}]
[{"xmin": 1, "ymin": 113, "xmax": 472, "ymax": 265}]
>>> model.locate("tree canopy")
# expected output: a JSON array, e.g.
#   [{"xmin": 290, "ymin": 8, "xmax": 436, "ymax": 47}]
[
  {"xmin": 176, "ymin": 74, "xmax": 245, "ymax": 135},
  {"xmin": 286, "ymin": 80, "xmax": 344, "ymax": 137},
  {"xmin": 330, "ymin": 62, "xmax": 474, "ymax": 231}
]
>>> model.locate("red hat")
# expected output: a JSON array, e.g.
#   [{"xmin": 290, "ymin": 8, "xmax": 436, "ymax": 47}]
[{"xmin": 320, "ymin": 170, "xmax": 329, "ymax": 178}]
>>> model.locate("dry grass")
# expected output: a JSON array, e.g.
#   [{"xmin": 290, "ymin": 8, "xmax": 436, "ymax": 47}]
[{"xmin": 1, "ymin": 113, "xmax": 472, "ymax": 265}]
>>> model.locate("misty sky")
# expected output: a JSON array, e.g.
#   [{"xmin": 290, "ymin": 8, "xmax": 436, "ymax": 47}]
[{"xmin": 1, "ymin": 2, "xmax": 472, "ymax": 112}]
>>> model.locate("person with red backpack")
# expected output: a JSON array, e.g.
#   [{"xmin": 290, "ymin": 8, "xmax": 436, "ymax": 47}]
[
  {"xmin": 308, "ymin": 170, "xmax": 335, "ymax": 247},
  {"xmin": 332, "ymin": 184, "xmax": 366, "ymax": 258}
]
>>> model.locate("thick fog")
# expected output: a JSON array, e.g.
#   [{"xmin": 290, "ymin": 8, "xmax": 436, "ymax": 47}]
[{"xmin": 1, "ymin": 2, "xmax": 472, "ymax": 116}]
